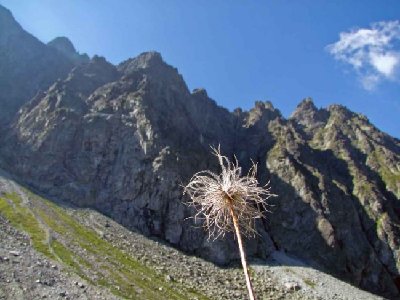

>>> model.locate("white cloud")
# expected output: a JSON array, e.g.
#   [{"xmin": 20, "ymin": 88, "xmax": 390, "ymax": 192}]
[
  {"xmin": 360, "ymin": 74, "xmax": 380, "ymax": 91},
  {"xmin": 327, "ymin": 21, "xmax": 400, "ymax": 90},
  {"xmin": 369, "ymin": 52, "xmax": 399, "ymax": 76}
]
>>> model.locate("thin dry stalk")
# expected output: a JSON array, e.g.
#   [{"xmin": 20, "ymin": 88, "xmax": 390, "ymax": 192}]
[
  {"xmin": 227, "ymin": 195, "xmax": 255, "ymax": 300},
  {"xmin": 183, "ymin": 146, "xmax": 275, "ymax": 300}
]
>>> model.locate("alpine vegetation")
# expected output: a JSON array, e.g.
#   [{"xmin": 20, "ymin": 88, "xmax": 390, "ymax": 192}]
[{"xmin": 184, "ymin": 146, "xmax": 274, "ymax": 300}]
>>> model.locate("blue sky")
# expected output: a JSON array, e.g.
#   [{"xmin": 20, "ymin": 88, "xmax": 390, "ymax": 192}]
[{"xmin": 1, "ymin": 0, "xmax": 399, "ymax": 138}]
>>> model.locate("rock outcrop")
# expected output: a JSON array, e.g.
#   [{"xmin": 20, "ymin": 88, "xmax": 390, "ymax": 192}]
[{"xmin": 0, "ymin": 5, "xmax": 399, "ymax": 298}]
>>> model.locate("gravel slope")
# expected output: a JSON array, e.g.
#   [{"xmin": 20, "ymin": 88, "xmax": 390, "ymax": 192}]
[
  {"xmin": 0, "ymin": 214, "xmax": 119, "ymax": 300},
  {"xmin": 253, "ymin": 252, "xmax": 386, "ymax": 300}
]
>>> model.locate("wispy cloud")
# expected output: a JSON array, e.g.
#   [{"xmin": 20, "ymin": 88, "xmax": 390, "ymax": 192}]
[{"xmin": 327, "ymin": 21, "xmax": 400, "ymax": 90}]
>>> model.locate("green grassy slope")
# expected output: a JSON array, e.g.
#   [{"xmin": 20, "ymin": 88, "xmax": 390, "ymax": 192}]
[{"xmin": 0, "ymin": 191, "xmax": 208, "ymax": 300}]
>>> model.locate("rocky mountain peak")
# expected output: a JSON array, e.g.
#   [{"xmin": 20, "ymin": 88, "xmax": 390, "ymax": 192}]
[
  {"xmin": 293, "ymin": 97, "xmax": 317, "ymax": 113},
  {"xmin": 0, "ymin": 4, "xmax": 17, "ymax": 25},
  {"xmin": 323, "ymin": 104, "xmax": 356, "ymax": 127},
  {"xmin": 135, "ymin": 51, "xmax": 163, "ymax": 67},
  {"xmin": 117, "ymin": 51, "xmax": 188, "ymax": 92},
  {"xmin": 118, "ymin": 51, "xmax": 166, "ymax": 74},
  {"xmin": 192, "ymin": 88, "xmax": 208, "ymax": 97},
  {"xmin": 63, "ymin": 56, "xmax": 118, "ymax": 94},
  {"xmin": 76, "ymin": 55, "xmax": 116, "ymax": 75},
  {"xmin": 243, "ymin": 101, "xmax": 281, "ymax": 128},
  {"xmin": 47, "ymin": 36, "xmax": 89, "ymax": 65},
  {"xmin": 0, "ymin": 4, "xmax": 23, "ymax": 44},
  {"xmin": 48, "ymin": 36, "xmax": 77, "ymax": 54},
  {"xmin": 91, "ymin": 55, "xmax": 108, "ymax": 64},
  {"xmin": 290, "ymin": 97, "xmax": 329, "ymax": 134},
  {"xmin": 327, "ymin": 103, "xmax": 352, "ymax": 116},
  {"xmin": 0, "ymin": 4, "xmax": 11, "ymax": 16}
]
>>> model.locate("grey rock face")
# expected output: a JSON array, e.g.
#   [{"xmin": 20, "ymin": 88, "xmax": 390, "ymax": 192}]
[
  {"xmin": 0, "ymin": 9, "xmax": 399, "ymax": 298},
  {"xmin": 3, "ymin": 52, "xmax": 272, "ymax": 267}
]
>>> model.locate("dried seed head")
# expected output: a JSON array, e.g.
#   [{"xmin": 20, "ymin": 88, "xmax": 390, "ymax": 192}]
[{"xmin": 183, "ymin": 146, "xmax": 274, "ymax": 239}]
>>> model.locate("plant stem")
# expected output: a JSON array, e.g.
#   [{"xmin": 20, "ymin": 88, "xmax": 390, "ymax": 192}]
[{"xmin": 228, "ymin": 202, "xmax": 256, "ymax": 300}]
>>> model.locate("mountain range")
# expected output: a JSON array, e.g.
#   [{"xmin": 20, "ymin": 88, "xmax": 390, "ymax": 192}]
[{"xmin": 0, "ymin": 4, "xmax": 399, "ymax": 299}]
